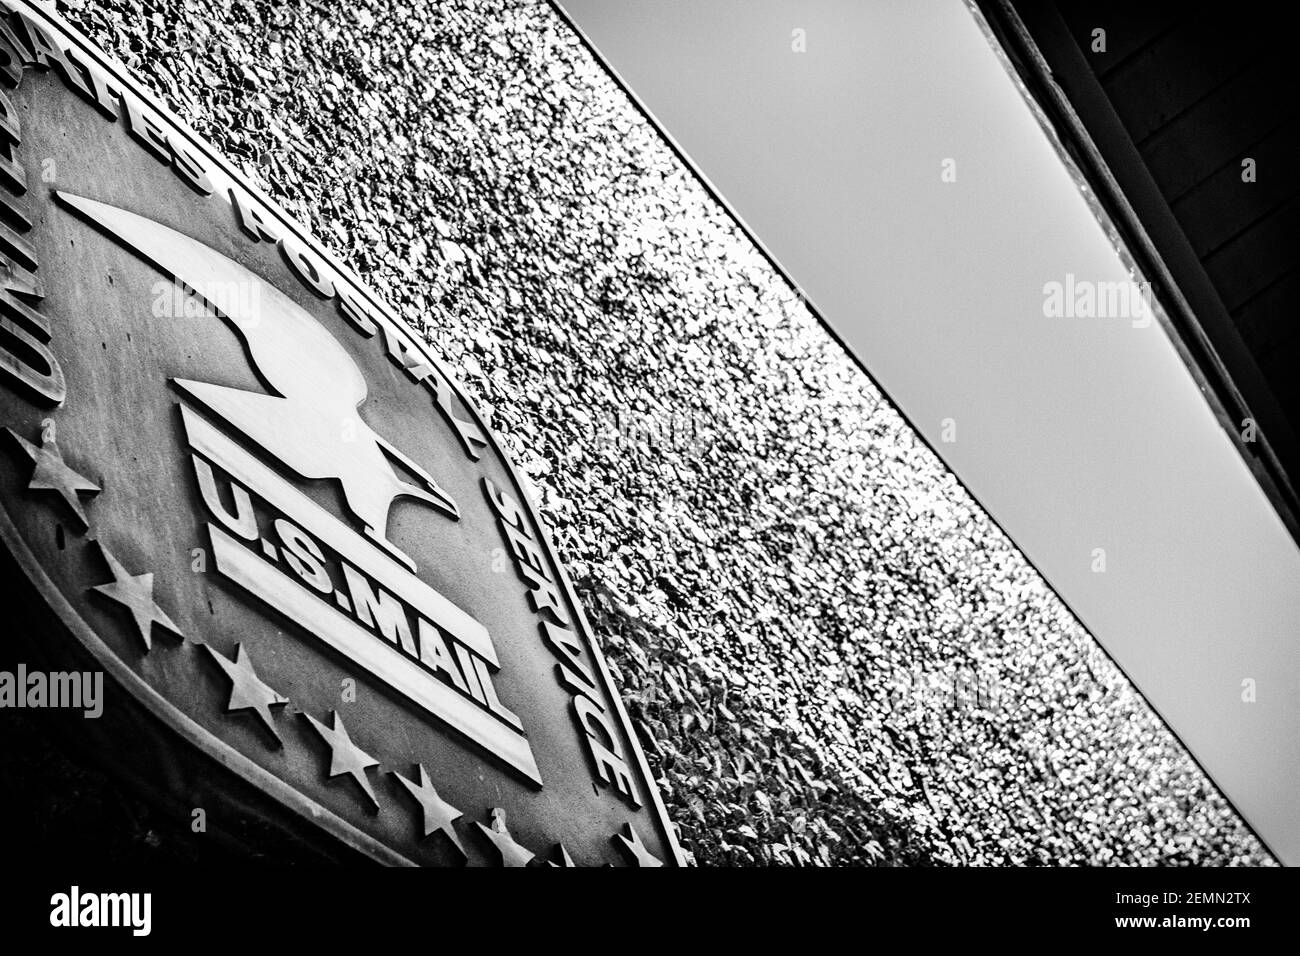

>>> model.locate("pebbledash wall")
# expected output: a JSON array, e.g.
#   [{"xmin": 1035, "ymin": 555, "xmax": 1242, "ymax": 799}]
[{"xmin": 57, "ymin": 0, "xmax": 1269, "ymax": 865}]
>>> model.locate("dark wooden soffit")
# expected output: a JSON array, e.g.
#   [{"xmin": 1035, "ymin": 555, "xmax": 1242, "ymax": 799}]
[{"xmin": 979, "ymin": 0, "xmax": 1300, "ymax": 545}]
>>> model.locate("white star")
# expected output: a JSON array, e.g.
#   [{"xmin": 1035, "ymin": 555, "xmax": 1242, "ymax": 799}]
[
  {"xmin": 204, "ymin": 643, "xmax": 288, "ymax": 745},
  {"xmin": 303, "ymin": 711, "xmax": 380, "ymax": 811},
  {"xmin": 476, "ymin": 807, "xmax": 535, "ymax": 867},
  {"xmin": 90, "ymin": 540, "xmax": 183, "ymax": 650},
  {"xmin": 393, "ymin": 764, "xmax": 465, "ymax": 859},
  {"xmin": 548, "ymin": 844, "xmax": 577, "ymax": 867},
  {"xmin": 6, "ymin": 426, "xmax": 100, "ymax": 528},
  {"xmin": 613, "ymin": 823, "xmax": 663, "ymax": 867}
]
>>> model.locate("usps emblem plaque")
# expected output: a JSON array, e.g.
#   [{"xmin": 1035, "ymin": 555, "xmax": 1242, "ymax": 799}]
[{"xmin": 0, "ymin": 1, "xmax": 683, "ymax": 866}]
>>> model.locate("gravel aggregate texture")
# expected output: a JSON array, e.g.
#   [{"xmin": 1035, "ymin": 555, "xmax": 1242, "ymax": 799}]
[{"xmin": 55, "ymin": 0, "xmax": 1272, "ymax": 866}]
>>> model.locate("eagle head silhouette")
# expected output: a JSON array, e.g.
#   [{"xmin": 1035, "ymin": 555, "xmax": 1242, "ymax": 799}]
[{"xmin": 57, "ymin": 191, "xmax": 458, "ymax": 574}]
